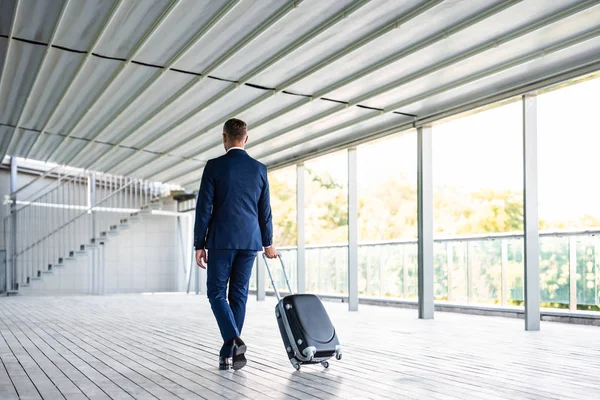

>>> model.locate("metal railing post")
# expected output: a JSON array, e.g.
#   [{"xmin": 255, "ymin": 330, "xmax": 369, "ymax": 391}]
[
  {"xmin": 447, "ymin": 242, "xmax": 453, "ymax": 302},
  {"xmin": 569, "ymin": 236, "xmax": 577, "ymax": 312},
  {"xmin": 501, "ymin": 239, "xmax": 509, "ymax": 306}
]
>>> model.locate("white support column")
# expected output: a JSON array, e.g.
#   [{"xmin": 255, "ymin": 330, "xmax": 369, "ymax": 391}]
[
  {"xmin": 417, "ymin": 125, "xmax": 434, "ymax": 319},
  {"xmin": 523, "ymin": 93, "xmax": 540, "ymax": 331},
  {"xmin": 296, "ymin": 163, "xmax": 306, "ymax": 294},
  {"xmin": 8, "ymin": 157, "xmax": 18, "ymax": 292},
  {"xmin": 348, "ymin": 148, "xmax": 359, "ymax": 311}
]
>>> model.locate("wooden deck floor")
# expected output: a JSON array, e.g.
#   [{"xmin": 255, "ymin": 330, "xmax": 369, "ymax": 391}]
[{"xmin": 1, "ymin": 294, "xmax": 599, "ymax": 400}]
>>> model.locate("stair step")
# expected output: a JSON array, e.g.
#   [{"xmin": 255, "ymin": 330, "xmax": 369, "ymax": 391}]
[
  {"xmin": 76, "ymin": 250, "xmax": 87, "ymax": 255},
  {"xmin": 52, "ymin": 264, "xmax": 64, "ymax": 268},
  {"xmin": 119, "ymin": 223, "xmax": 129, "ymax": 229},
  {"xmin": 65, "ymin": 256, "xmax": 76, "ymax": 261},
  {"xmin": 31, "ymin": 277, "xmax": 42, "ymax": 281},
  {"xmin": 20, "ymin": 283, "xmax": 30, "ymax": 287},
  {"xmin": 108, "ymin": 230, "xmax": 120, "ymax": 236},
  {"xmin": 43, "ymin": 270, "xmax": 54, "ymax": 275}
]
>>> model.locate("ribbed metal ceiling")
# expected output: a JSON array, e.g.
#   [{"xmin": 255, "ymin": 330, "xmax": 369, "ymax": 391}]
[{"xmin": 1, "ymin": 0, "xmax": 599, "ymax": 190}]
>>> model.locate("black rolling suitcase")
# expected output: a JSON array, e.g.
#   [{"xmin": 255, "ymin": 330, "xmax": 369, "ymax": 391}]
[{"xmin": 262, "ymin": 252, "xmax": 342, "ymax": 371}]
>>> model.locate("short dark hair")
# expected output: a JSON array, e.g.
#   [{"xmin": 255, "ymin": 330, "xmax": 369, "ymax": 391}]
[{"xmin": 223, "ymin": 118, "xmax": 247, "ymax": 142}]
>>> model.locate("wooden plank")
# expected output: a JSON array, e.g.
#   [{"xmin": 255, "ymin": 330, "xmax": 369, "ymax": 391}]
[{"xmin": 1, "ymin": 294, "xmax": 599, "ymax": 400}]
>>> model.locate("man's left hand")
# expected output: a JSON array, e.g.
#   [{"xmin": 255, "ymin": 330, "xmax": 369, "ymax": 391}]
[{"xmin": 196, "ymin": 249, "xmax": 207, "ymax": 269}]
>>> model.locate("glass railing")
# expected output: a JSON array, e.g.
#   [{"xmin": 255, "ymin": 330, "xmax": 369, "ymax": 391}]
[{"xmin": 251, "ymin": 229, "xmax": 600, "ymax": 311}]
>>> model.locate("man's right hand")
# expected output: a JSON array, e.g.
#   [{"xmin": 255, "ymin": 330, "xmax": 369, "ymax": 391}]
[
  {"xmin": 264, "ymin": 246, "xmax": 278, "ymax": 259},
  {"xmin": 196, "ymin": 249, "xmax": 207, "ymax": 269}
]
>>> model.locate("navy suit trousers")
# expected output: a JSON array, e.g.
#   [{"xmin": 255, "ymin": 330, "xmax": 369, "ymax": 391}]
[{"xmin": 206, "ymin": 249, "xmax": 256, "ymax": 354}]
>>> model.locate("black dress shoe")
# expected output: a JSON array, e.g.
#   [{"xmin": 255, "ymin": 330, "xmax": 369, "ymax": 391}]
[
  {"xmin": 219, "ymin": 356, "xmax": 232, "ymax": 370},
  {"xmin": 232, "ymin": 338, "xmax": 247, "ymax": 370}
]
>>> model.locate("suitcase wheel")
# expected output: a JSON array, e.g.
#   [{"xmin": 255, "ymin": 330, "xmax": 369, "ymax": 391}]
[
  {"xmin": 336, "ymin": 353, "xmax": 342, "ymax": 361},
  {"xmin": 290, "ymin": 358, "xmax": 300, "ymax": 371},
  {"xmin": 321, "ymin": 361, "xmax": 329, "ymax": 369}
]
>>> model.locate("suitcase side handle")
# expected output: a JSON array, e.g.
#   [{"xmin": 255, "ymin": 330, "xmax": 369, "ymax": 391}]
[{"xmin": 262, "ymin": 251, "xmax": 293, "ymax": 301}]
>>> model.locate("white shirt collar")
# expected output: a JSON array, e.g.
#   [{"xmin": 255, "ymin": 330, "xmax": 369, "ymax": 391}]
[{"xmin": 226, "ymin": 146, "xmax": 246, "ymax": 153}]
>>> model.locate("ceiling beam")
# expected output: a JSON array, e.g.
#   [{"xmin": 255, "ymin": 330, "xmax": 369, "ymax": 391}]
[
  {"xmin": 48, "ymin": 0, "xmax": 181, "ymax": 162},
  {"xmin": 0, "ymin": 0, "xmax": 21, "ymax": 161},
  {"xmin": 24, "ymin": 0, "xmax": 125, "ymax": 161},
  {"xmin": 60, "ymin": 0, "xmax": 242, "ymax": 167},
  {"xmin": 9, "ymin": 0, "xmax": 71, "ymax": 158},
  {"xmin": 120, "ymin": 0, "xmax": 445, "ymax": 179},
  {"xmin": 81, "ymin": 0, "xmax": 303, "ymax": 172}
]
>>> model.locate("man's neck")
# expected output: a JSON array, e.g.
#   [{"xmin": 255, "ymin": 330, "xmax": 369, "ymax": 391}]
[{"xmin": 226, "ymin": 146, "xmax": 245, "ymax": 153}]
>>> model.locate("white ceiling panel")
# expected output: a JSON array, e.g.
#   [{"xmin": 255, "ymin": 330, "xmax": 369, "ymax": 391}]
[
  {"xmin": 401, "ymin": 36, "xmax": 600, "ymax": 118},
  {"xmin": 249, "ymin": 0, "xmax": 428, "ymax": 89},
  {"xmin": 7, "ymin": 128, "xmax": 38, "ymax": 157},
  {"xmin": 146, "ymin": 85, "xmax": 266, "ymax": 155},
  {"xmin": 152, "ymin": 159, "xmax": 204, "ymax": 184},
  {"xmin": 351, "ymin": 3, "xmax": 600, "ymax": 110},
  {"xmin": 46, "ymin": 136, "xmax": 88, "ymax": 164},
  {"xmin": 294, "ymin": 0, "xmax": 576, "ymax": 101},
  {"xmin": 71, "ymin": 63, "xmax": 159, "ymax": 141},
  {"xmin": 0, "ymin": 0, "xmax": 16, "ymax": 37},
  {"xmin": 249, "ymin": 98, "xmax": 342, "ymax": 142},
  {"xmin": 0, "ymin": 125, "xmax": 12, "ymax": 157},
  {"xmin": 292, "ymin": 0, "xmax": 506, "ymax": 95},
  {"xmin": 0, "ymin": 40, "xmax": 45, "ymax": 125},
  {"xmin": 53, "ymin": 0, "xmax": 117, "ymax": 52},
  {"xmin": 19, "ymin": 48, "xmax": 83, "ymax": 130},
  {"xmin": 251, "ymin": 105, "xmax": 374, "ymax": 158},
  {"xmin": 119, "ymin": 77, "xmax": 231, "ymax": 149},
  {"xmin": 97, "ymin": 70, "xmax": 195, "ymax": 146},
  {"xmin": 94, "ymin": 0, "xmax": 171, "ymax": 59},
  {"xmin": 73, "ymin": 142, "xmax": 134, "ymax": 172},
  {"xmin": 110, "ymin": 150, "xmax": 159, "ymax": 176},
  {"xmin": 13, "ymin": 0, "xmax": 66, "ymax": 43},
  {"xmin": 213, "ymin": 0, "xmax": 355, "ymax": 81},
  {"xmin": 124, "ymin": 152, "xmax": 183, "ymax": 179},
  {"xmin": 258, "ymin": 112, "xmax": 411, "ymax": 168},
  {"xmin": 134, "ymin": 0, "xmax": 230, "ymax": 66},
  {"xmin": 44, "ymin": 57, "xmax": 121, "ymax": 138},
  {"xmin": 173, "ymin": 0, "xmax": 284, "ymax": 74},
  {"xmin": 366, "ymin": 25, "xmax": 600, "ymax": 113}
]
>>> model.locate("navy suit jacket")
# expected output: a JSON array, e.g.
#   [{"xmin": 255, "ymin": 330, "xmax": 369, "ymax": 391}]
[{"xmin": 194, "ymin": 148, "xmax": 273, "ymax": 251}]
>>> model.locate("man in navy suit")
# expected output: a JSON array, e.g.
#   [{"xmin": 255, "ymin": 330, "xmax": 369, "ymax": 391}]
[{"xmin": 194, "ymin": 118, "xmax": 278, "ymax": 371}]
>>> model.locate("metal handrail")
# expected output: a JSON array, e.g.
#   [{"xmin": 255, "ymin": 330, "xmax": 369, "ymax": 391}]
[
  {"xmin": 14, "ymin": 179, "xmax": 136, "ymax": 257},
  {"xmin": 7, "ymin": 162, "xmax": 65, "ymax": 197},
  {"xmin": 5, "ymin": 169, "xmax": 86, "ymax": 215},
  {"xmin": 273, "ymin": 228, "xmax": 600, "ymax": 251}
]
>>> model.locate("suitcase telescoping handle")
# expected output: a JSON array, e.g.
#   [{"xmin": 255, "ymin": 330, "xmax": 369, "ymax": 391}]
[{"xmin": 262, "ymin": 251, "xmax": 293, "ymax": 301}]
